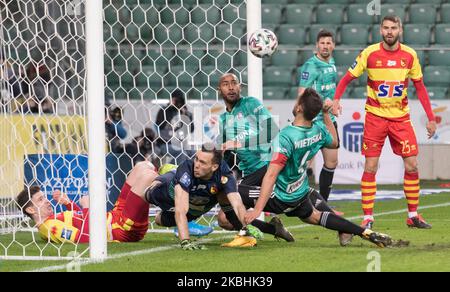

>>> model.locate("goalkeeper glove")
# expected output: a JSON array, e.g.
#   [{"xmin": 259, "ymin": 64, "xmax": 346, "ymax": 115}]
[{"xmin": 180, "ymin": 239, "xmax": 207, "ymax": 251}]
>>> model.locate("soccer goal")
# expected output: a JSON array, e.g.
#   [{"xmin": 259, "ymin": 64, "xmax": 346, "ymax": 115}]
[{"xmin": 0, "ymin": 0, "xmax": 263, "ymax": 261}]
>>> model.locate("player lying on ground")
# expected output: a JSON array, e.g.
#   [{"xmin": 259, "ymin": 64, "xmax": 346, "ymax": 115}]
[
  {"xmin": 15, "ymin": 164, "xmax": 158, "ymax": 243},
  {"xmin": 143, "ymin": 143, "xmax": 257, "ymax": 250},
  {"xmin": 245, "ymin": 88, "xmax": 393, "ymax": 248}
]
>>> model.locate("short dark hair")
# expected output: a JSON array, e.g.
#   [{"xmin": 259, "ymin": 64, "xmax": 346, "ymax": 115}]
[
  {"xmin": 16, "ymin": 186, "xmax": 41, "ymax": 218},
  {"xmin": 171, "ymin": 89, "xmax": 185, "ymax": 107},
  {"xmin": 381, "ymin": 15, "xmax": 402, "ymax": 28},
  {"xmin": 317, "ymin": 30, "xmax": 335, "ymax": 43},
  {"xmin": 201, "ymin": 143, "xmax": 223, "ymax": 165},
  {"xmin": 297, "ymin": 88, "xmax": 323, "ymax": 121}
]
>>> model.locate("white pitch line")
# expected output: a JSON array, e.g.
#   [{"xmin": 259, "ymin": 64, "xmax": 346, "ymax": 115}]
[
  {"xmin": 25, "ymin": 201, "xmax": 450, "ymax": 272},
  {"xmin": 24, "ymin": 236, "xmax": 232, "ymax": 272}
]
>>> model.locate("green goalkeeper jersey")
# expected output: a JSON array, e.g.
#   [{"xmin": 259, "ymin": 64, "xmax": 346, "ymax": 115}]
[
  {"xmin": 272, "ymin": 121, "xmax": 333, "ymax": 202},
  {"xmin": 298, "ymin": 55, "xmax": 337, "ymax": 122},
  {"xmin": 219, "ymin": 96, "xmax": 273, "ymax": 176}
]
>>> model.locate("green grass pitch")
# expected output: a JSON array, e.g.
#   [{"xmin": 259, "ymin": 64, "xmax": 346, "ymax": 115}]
[{"xmin": 1, "ymin": 182, "xmax": 450, "ymax": 272}]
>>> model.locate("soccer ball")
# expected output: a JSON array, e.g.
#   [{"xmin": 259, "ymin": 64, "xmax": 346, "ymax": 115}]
[{"xmin": 248, "ymin": 28, "xmax": 278, "ymax": 58}]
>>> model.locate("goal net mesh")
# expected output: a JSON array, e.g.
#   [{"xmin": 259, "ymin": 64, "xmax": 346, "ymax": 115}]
[{"xmin": 0, "ymin": 0, "xmax": 247, "ymax": 259}]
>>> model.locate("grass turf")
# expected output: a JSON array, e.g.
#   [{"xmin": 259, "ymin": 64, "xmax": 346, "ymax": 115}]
[{"xmin": 1, "ymin": 183, "xmax": 450, "ymax": 272}]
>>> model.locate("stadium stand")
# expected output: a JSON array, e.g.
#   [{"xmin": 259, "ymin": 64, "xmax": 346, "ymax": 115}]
[{"xmin": 103, "ymin": 0, "xmax": 450, "ymax": 100}]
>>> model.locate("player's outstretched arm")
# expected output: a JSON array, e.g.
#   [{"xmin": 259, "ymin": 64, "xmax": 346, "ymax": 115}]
[
  {"xmin": 174, "ymin": 184, "xmax": 190, "ymax": 241},
  {"xmin": 332, "ymin": 72, "xmax": 357, "ymax": 116},
  {"xmin": 52, "ymin": 190, "xmax": 82, "ymax": 212},
  {"xmin": 174, "ymin": 185, "xmax": 207, "ymax": 250},
  {"xmin": 245, "ymin": 162, "xmax": 283, "ymax": 224},
  {"xmin": 226, "ymin": 192, "xmax": 247, "ymax": 228}
]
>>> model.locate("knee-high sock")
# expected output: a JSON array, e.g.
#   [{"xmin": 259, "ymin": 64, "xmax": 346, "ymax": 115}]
[
  {"xmin": 319, "ymin": 166, "xmax": 335, "ymax": 201},
  {"xmin": 309, "ymin": 190, "xmax": 334, "ymax": 213},
  {"xmin": 319, "ymin": 212, "xmax": 365, "ymax": 236},
  {"xmin": 404, "ymin": 171, "xmax": 420, "ymax": 218},
  {"xmin": 361, "ymin": 172, "xmax": 376, "ymax": 220},
  {"xmin": 224, "ymin": 209, "xmax": 276, "ymax": 235}
]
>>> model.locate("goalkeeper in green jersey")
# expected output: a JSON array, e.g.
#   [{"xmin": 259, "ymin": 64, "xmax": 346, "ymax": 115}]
[
  {"xmin": 298, "ymin": 30, "xmax": 339, "ymax": 202},
  {"xmin": 244, "ymin": 88, "xmax": 393, "ymax": 248}
]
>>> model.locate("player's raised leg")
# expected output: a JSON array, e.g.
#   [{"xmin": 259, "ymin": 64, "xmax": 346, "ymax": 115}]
[
  {"xmin": 303, "ymin": 207, "xmax": 392, "ymax": 248},
  {"xmin": 319, "ymin": 141, "xmax": 338, "ymax": 202},
  {"xmin": 113, "ymin": 161, "xmax": 155, "ymax": 213},
  {"xmin": 111, "ymin": 162, "xmax": 158, "ymax": 242}
]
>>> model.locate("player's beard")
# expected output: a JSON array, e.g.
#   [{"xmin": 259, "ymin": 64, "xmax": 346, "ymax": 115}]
[
  {"xmin": 319, "ymin": 50, "xmax": 330, "ymax": 59},
  {"xmin": 383, "ymin": 34, "xmax": 399, "ymax": 47},
  {"xmin": 222, "ymin": 92, "xmax": 240, "ymax": 107}
]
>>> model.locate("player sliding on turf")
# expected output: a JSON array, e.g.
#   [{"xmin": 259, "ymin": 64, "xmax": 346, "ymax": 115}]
[
  {"xmin": 245, "ymin": 88, "xmax": 393, "ymax": 248},
  {"xmin": 215, "ymin": 73, "xmax": 351, "ymax": 246}
]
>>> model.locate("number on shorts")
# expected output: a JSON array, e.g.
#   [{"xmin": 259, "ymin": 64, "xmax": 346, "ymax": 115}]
[{"xmin": 400, "ymin": 140, "xmax": 411, "ymax": 154}]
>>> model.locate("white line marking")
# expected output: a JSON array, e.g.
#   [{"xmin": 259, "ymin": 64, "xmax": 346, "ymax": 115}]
[
  {"xmin": 25, "ymin": 201, "xmax": 450, "ymax": 272},
  {"xmin": 25, "ymin": 236, "xmax": 231, "ymax": 272}
]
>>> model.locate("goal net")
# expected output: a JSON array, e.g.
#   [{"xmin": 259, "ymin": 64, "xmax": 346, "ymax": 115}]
[{"xmin": 0, "ymin": 0, "xmax": 251, "ymax": 260}]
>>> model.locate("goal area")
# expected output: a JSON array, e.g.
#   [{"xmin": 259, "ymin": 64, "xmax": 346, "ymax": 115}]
[{"xmin": 0, "ymin": 0, "xmax": 263, "ymax": 261}]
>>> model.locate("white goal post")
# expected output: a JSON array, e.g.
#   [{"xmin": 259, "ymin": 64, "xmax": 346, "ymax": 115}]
[{"xmin": 0, "ymin": 0, "xmax": 263, "ymax": 261}]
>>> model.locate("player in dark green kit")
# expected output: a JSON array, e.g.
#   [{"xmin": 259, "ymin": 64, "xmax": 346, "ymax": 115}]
[
  {"xmin": 215, "ymin": 73, "xmax": 345, "ymax": 244},
  {"xmin": 215, "ymin": 73, "xmax": 293, "ymax": 242},
  {"xmin": 298, "ymin": 30, "xmax": 339, "ymax": 202},
  {"xmin": 245, "ymin": 88, "xmax": 393, "ymax": 248}
]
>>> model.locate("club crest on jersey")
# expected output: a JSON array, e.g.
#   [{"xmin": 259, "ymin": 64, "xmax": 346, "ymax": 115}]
[
  {"xmin": 401, "ymin": 59, "xmax": 407, "ymax": 67},
  {"xmin": 237, "ymin": 112, "xmax": 244, "ymax": 120},
  {"xmin": 376, "ymin": 60, "xmax": 383, "ymax": 67},
  {"xmin": 378, "ymin": 81, "xmax": 404, "ymax": 98},
  {"xmin": 221, "ymin": 176, "xmax": 228, "ymax": 184}
]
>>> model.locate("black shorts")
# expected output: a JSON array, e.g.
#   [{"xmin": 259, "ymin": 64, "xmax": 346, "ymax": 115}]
[
  {"xmin": 145, "ymin": 172, "xmax": 202, "ymax": 227},
  {"xmin": 264, "ymin": 192, "xmax": 314, "ymax": 219},
  {"xmin": 240, "ymin": 185, "xmax": 316, "ymax": 219},
  {"xmin": 240, "ymin": 164, "xmax": 268, "ymax": 186}
]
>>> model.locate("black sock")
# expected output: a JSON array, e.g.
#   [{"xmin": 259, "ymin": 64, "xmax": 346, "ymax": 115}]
[
  {"xmin": 224, "ymin": 210, "xmax": 243, "ymax": 230},
  {"xmin": 309, "ymin": 190, "xmax": 334, "ymax": 213},
  {"xmin": 319, "ymin": 166, "xmax": 335, "ymax": 201},
  {"xmin": 319, "ymin": 212, "xmax": 365, "ymax": 236},
  {"xmin": 224, "ymin": 209, "xmax": 276, "ymax": 235},
  {"xmin": 251, "ymin": 219, "xmax": 276, "ymax": 235}
]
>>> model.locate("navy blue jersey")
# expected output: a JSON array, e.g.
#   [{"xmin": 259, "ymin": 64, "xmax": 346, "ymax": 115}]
[{"xmin": 148, "ymin": 159, "xmax": 237, "ymax": 217}]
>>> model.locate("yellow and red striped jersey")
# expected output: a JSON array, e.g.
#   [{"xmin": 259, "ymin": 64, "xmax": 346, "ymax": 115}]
[
  {"xmin": 38, "ymin": 208, "xmax": 114, "ymax": 244},
  {"xmin": 348, "ymin": 42, "xmax": 423, "ymax": 121}
]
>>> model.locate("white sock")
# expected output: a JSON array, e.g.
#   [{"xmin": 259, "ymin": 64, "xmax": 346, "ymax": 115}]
[
  {"xmin": 364, "ymin": 215, "xmax": 374, "ymax": 221},
  {"xmin": 408, "ymin": 212, "xmax": 418, "ymax": 219}
]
